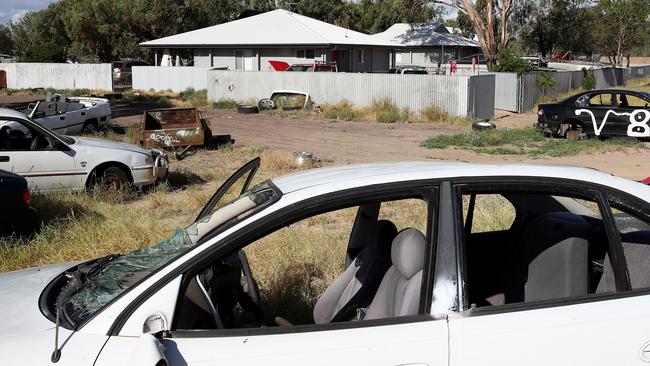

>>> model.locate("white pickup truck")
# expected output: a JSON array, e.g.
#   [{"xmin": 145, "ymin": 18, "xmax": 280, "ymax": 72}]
[{"xmin": 21, "ymin": 93, "xmax": 112, "ymax": 135}]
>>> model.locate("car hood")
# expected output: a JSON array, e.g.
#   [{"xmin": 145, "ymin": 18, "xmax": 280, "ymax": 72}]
[
  {"xmin": 0, "ymin": 261, "xmax": 79, "ymax": 338},
  {"xmin": 72, "ymin": 136, "xmax": 151, "ymax": 155}
]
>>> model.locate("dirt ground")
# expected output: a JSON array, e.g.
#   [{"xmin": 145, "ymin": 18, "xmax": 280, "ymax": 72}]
[{"xmin": 2, "ymin": 94, "xmax": 649, "ymax": 180}]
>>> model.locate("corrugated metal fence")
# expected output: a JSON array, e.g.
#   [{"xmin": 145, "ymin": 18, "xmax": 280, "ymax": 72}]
[
  {"xmin": 132, "ymin": 66, "xmax": 212, "ymax": 92},
  {"xmin": 207, "ymin": 70, "xmax": 494, "ymax": 119},
  {"xmin": 494, "ymin": 65, "xmax": 650, "ymax": 113}
]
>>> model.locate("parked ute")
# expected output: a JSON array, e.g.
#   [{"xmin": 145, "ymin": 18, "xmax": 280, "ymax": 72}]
[
  {"xmin": 536, "ymin": 89, "xmax": 650, "ymax": 139},
  {"xmin": 0, "ymin": 169, "xmax": 38, "ymax": 235},
  {"xmin": 3, "ymin": 160, "xmax": 650, "ymax": 365},
  {"xmin": 11, "ymin": 93, "xmax": 112, "ymax": 135},
  {"xmin": 0, "ymin": 108, "xmax": 168, "ymax": 192},
  {"xmin": 388, "ymin": 65, "xmax": 428, "ymax": 74},
  {"xmin": 268, "ymin": 60, "xmax": 338, "ymax": 72}
]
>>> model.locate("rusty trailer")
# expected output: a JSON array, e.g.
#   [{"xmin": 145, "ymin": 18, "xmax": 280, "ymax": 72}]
[{"xmin": 134, "ymin": 108, "xmax": 212, "ymax": 159}]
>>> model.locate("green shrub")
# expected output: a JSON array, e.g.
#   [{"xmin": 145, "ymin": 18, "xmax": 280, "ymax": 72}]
[
  {"xmin": 536, "ymin": 71, "xmax": 556, "ymax": 96},
  {"xmin": 582, "ymin": 75, "xmax": 596, "ymax": 90},
  {"xmin": 178, "ymin": 88, "xmax": 209, "ymax": 107},
  {"xmin": 213, "ymin": 99, "xmax": 237, "ymax": 109},
  {"xmin": 322, "ymin": 100, "xmax": 359, "ymax": 121},
  {"xmin": 492, "ymin": 48, "xmax": 532, "ymax": 75},
  {"xmin": 376, "ymin": 110, "xmax": 400, "ymax": 123}
]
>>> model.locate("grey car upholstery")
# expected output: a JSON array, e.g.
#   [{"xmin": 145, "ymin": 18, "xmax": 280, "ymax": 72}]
[
  {"xmin": 506, "ymin": 212, "xmax": 593, "ymax": 303},
  {"xmin": 365, "ymin": 228, "xmax": 426, "ymax": 320},
  {"xmin": 313, "ymin": 220, "xmax": 397, "ymax": 324},
  {"xmin": 597, "ymin": 231, "xmax": 650, "ymax": 293}
]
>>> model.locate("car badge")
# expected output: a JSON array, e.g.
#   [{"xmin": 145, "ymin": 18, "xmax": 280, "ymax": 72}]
[{"xmin": 80, "ymin": 161, "xmax": 87, "ymax": 168}]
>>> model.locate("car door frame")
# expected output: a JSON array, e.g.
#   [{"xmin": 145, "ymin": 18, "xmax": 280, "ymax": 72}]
[
  {"xmin": 96, "ymin": 179, "xmax": 460, "ymax": 366},
  {"xmin": 577, "ymin": 91, "xmax": 617, "ymax": 137},
  {"xmin": 444, "ymin": 176, "xmax": 649, "ymax": 366}
]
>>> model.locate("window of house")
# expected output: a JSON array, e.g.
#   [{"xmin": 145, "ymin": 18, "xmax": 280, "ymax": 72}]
[
  {"xmin": 296, "ymin": 49, "xmax": 305, "ymax": 59},
  {"xmin": 460, "ymin": 188, "xmax": 612, "ymax": 309},
  {"xmin": 358, "ymin": 49, "xmax": 365, "ymax": 64},
  {"xmin": 173, "ymin": 193, "xmax": 433, "ymax": 331},
  {"xmin": 305, "ymin": 49, "xmax": 315, "ymax": 59},
  {"xmin": 295, "ymin": 49, "xmax": 314, "ymax": 59},
  {"xmin": 234, "ymin": 50, "xmax": 243, "ymax": 70}
]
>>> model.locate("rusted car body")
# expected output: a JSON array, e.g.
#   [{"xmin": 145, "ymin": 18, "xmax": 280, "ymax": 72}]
[{"xmin": 135, "ymin": 108, "xmax": 212, "ymax": 155}]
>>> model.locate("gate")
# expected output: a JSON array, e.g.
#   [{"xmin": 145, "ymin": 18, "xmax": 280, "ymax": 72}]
[{"xmin": 0, "ymin": 70, "xmax": 6, "ymax": 89}]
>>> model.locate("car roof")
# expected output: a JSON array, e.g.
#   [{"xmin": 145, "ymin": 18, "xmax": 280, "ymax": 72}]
[
  {"xmin": 271, "ymin": 161, "xmax": 649, "ymax": 200},
  {"xmin": 0, "ymin": 107, "xmax": 28, "ymax": 120}
]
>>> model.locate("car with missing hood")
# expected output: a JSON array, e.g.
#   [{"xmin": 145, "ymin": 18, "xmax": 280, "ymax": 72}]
[
  {"xmin": 536, "ymin": 89, "xmax": 650, "ymax": 139},
  {"xmin": 2, "ymin": 159, "xmax": 650, "ymax": 365},
  {"xmin": 0, "ymin": 107, "xmax": 168, "ymax": 191}
]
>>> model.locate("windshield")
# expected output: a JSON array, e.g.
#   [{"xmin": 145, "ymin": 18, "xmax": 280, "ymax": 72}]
[
  {"xmin": 28, "ymin": 115, "xmax": 76, "ymax": 144},
  {"xmin": 60, "ymin": 181, "xmax": 278, "ymax": 326}
]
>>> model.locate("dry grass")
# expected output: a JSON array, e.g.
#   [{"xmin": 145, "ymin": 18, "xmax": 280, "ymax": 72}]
[
  {"xmin": 0, "ymin": 146, "xmax": 315, "ymax": 273},
  {"xmin": 462, "ymin": 194, "xmax": 517, "ymax": 233}
]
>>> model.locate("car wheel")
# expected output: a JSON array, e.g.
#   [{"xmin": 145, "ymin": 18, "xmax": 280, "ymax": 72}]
[
  {"xmin": 472, "ymin": 120, "xmax": 496, "ymax": 132},
  {"xmin": 81, "ymin": 121, "xmax": 98, "ymax": 134},
  {"xmin": 258, "ymin": 98, "xmax": 276, "ymax": 110},
  {"xmin": 237, "ymin": 105, "xmax": 259, "ymax": 114},
  {"xmin": 98, "ymin": 166, "xmax": 130, "ymax": 189}
]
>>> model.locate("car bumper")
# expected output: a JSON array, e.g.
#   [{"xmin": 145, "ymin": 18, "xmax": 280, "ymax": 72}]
[
  {"xmin": 132, "ymin": 154, "xmax": 169, "ymax": 186},
  {"xmin": 0, "ymin": 207, "xmax": 39, "ymax": 235}
]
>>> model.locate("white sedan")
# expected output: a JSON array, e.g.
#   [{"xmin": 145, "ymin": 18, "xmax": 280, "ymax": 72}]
[
  {"xmin": 0, "ymin": 108, "xmax": 167, "ymax": 191},
  {"xmin": 1, "ymin": 159, "xmax": 650, "ymax": 365}
]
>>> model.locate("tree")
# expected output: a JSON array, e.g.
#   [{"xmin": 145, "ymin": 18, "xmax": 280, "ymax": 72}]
[
  {"xmin": 0, "ymin": 25, "xmax": 13, "ymax": 55},
  {"xmin": 416, "ymin": 0, "xmax": 518, "ymax": 69},
  {"xmin": 594, "ymin": 0, "xmax": 650, "ymax": 66},
  {"xmin": 491, "ymin": 47, "xmax": 531, "ymax": 74}
]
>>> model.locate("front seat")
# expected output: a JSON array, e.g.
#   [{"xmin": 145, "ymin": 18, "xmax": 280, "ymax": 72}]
[
  {"xmin": 313, "ymin": 220, "xmax": 397, "ymax": 324},
  {"xmin": 364, "ymin": 228, "xmax": 426, "ymax": 320}
]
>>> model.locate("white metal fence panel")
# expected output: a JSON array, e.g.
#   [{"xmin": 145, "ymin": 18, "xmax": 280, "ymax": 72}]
[
  {"xmin": 492, "ymin": 72, "xmax": 519, "ymax": 112},
  {"xmin": 0, "ymin": 63, "xmax": 112, "ymax": 90},
  {"xmin": 132, "ymin": 66, "xmax": 211, "ymax": 92},
  {"xmin": 206, "ymin": 70, "xmax": 494, "ymax": 119}
]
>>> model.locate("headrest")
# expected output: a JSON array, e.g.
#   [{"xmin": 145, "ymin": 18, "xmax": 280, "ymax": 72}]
[
  {"xmin": 391, "ymin": 228, "xmax": 426, "ymax": 279},
  {"xmin": 366, "ymin": 220, "xmax": 398, "ymax": 258}
]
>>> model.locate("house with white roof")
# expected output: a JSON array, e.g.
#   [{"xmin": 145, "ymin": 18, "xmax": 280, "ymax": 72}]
[
  {"xmin": 140, "ymin": 9, "xmax": 399, "ymax": 73},
  {"xmin": 374, "ymin": 23, "xmax": 481, "ymax": 68}
]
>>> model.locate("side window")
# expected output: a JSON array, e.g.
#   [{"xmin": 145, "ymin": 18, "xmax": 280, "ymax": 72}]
[
  {"xmin": 461, "ymin": 189, "xmax": 611, "ymax": 308},
  {"xmin": 174, "ymin": 194, "xmax": 433, "ymax": 331},
  {"xmin": 589, "ymin": 93, "xmax": 613, "ymax": 107},
  {"xmin": 618, "ymin": 94, "xmax": 649, "ymax": 109},
  {"xmin": 462, "ymin": 194, "xmax": 516, "ymax": 233},
  {"xmin": 234, "ymin": 50, "xmax": 243, "ymax": 70},
  {"xmin": 589, "ymin": 93, "xmax": 612, "ymax": 107},
  {"xmin": 605, "ymin": 202, "xmax": 650, "ymax": 291},
  {"xmin": 0, "ymin": 120, "xmax": 53, "ymax": 151}
]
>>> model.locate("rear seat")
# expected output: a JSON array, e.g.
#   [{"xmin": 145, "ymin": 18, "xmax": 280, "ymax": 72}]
[{"xmin": 597, "ymin": 231, "xmax": 650, "ymax": 292}]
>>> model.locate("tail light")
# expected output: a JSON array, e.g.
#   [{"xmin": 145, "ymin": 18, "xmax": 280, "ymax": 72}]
[
  {"xmin": 537, "ymin": 109, "xmax": 544, "ymax": 116},
  {"xmin": 22, "ymin": 189, "xmax": 31, "ymax": 204}
]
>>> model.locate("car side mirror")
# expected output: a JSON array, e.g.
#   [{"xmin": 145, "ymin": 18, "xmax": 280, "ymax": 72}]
[
  {"xmin": 143, "ymin": 312, "xmax": 168, "ymax": 335},
  {"xmin": 128, "ymin": 333, "xmax": 168, "ymax": 366}
]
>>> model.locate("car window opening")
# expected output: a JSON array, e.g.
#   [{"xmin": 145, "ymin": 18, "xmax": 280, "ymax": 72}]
[{"xmin": 173, "ymin": 196, "xmax": 433, "ymax": 332}]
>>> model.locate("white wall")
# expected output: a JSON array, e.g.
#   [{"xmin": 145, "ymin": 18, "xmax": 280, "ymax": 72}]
[
  {"xmin": 132, "ymin": 66, "xmax": 211, "ymax": 92},
  {"xmin": 0, "ymin": 63, "xmax": 112, "ymax": 90}
]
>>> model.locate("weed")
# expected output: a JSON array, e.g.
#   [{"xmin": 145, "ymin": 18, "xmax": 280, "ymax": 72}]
[
  {"xmin": 422, "ymin": 128, "xmax": 646, "ymax": 157},
  {"xmin": 178, "ymin": 88, "xmax": 209, "ymax": 107},
  {"xmin": 419, "ymin": 104, "xmax": 471, "ymax": 125},
  {"xmin": 213, "ymin": 99, "xmax": 238, "ymax": 109}
]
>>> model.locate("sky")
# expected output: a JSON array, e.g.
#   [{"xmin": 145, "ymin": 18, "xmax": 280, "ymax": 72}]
[{"xmin": 1, "ymin": 0, "xmax": 57, "ymax": 25}]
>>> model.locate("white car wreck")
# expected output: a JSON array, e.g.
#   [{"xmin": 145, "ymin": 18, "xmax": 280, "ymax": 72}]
[
  {"xmin": 20, "ymin": 93, "xmax": 112, "ymax": 135},
  {"xmin": 0, "ymin": 108, "xmax": 167, "ymax": 191},
  {"xmin": 1, "ymin": 159, "xmax": 650, "ymax": 365}
]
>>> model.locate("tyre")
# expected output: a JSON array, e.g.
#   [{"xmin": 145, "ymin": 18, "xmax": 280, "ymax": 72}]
[
  {"xmin": 472, "ymin": 120, "xmax": 496, "ymax": 132},
  {"xmin": 81, "ymin": 121, "xmax": 98, "ymax": 134},
  {"xmin": 99, "ymin": 166, "xmax": 130, "ymax": 189},
  {"xmin": 237, "ymin": 104, "xmax": 259, "ymax": 114},
  {"xmin": 258, "ymin": 98, "xmax": 276, "ymax": 110}
]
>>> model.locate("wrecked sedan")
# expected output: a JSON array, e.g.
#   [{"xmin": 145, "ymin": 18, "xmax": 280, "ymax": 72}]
[
  {"xmin": 3, "ymin": 159, "xmax": 650, "ymax": 365},
  {"xmin": 536, "ymin": 89, "xmax": 650, "ymax": 139},
  {"xmin": 0, "ymin": 108, "xmax": 167, "ymax": 192}
]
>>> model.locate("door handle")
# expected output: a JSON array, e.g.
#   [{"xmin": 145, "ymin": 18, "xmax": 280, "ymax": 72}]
[
  {"xmin": 60, "ymin": 116, "xmax": 65, "ymax": 120},
  {"xmin": 0, "ymin": 156, "xmax": 9, "ymax": 162}
]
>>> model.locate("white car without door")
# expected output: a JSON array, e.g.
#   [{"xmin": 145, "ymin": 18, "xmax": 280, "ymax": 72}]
[
  {"xmin": 18, "ymin": 93, "xmax": 112, "ymax": 135},
  {"xmin": 2, "ymin": 159, "xmax": 650, "ymax": 365},
  {"xmin": 0, "ymin": 107, "xmax": 167, "ymax": 191}
]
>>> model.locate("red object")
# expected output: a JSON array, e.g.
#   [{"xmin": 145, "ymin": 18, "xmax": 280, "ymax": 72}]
[
  {"xmin": 268, "ymin": 60, "xmax": 290, "ymax": 71},
  {"xmin": 450, "ymin": 61, "xmax": 457, "ymax": 74},
  {"xmin": 471, "ymin": 57, "xmax": 477, "ymax": 72},
  {"xmin": 642, "ymin": 177, "xmax": 650, "ymax": 185},
  {"xmin": 22, "ymin": 189, "xmax": 30, "ymax": 204}
]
